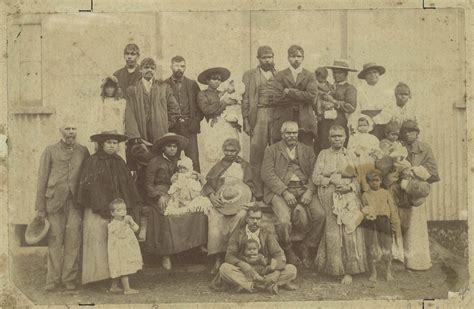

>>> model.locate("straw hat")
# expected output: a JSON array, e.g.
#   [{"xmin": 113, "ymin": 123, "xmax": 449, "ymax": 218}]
[
  {"xmin": 325, "ymin": 60, "xmax": 357, "ymax": 72},
  {"xmin": 216, "ymin": 178, "xmax": 252, "ymax": 215},
  {"xmin": 25, "ymin": 216, "xmax": 50, "ymax": 245},
  {"xmin": 357, "ymin": 62, "xmax": 386, "ymax": 79}
]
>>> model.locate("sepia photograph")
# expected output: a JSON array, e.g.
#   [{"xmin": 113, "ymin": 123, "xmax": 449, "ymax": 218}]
[{"xmin": 0, "ymin": 1, "xmax": 472, "ymax": 307}]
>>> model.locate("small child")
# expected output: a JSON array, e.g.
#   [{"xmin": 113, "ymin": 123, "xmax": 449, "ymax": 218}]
[
  {"xmin": 239, "ymin": 239, "xmax": 280, "ymax": 294},
  {"xmin": 314, "ymin": 67, "xmax": 336, "ymax": 120},
  {"xmin": 217, "ymin": 80, "xmax": 242, "ymax": 131},
  {"xmin": 107, "ymin": 198, "xmax": 143, "ymax": 294},
  {"xmin": 361, "ymin": 170, "xmax": 402, "ymax": 283},
  {"xmin": 347, "ymin": 115, "xmax": 381, "ymax": 192},
  {"xmin": 165, "ymin": 153, "xmax": 212, "ymax": 216}
]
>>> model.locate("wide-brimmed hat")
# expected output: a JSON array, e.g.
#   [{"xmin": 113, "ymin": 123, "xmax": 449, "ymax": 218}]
[
  {"xmin": 291, "ymin": 204, "xmax": 311, "ymax": 234},
  {"xmin": 325, "ymin": 60, "xmax": 357, "ymax": 72},
  {"xmin": 357, "ymin": 62, "xmax": 386, "ymax": 79},
  {"xmin": 405, "ymin": 179, "xmax": 430, "ymax": 207},
  {"xmin": 90, "ymin": 130, "xmax": 128, "ymax": 143},
  {"xmin": 25, "ymin": 216, "xmax": 50, "ymax": 245},
  {"xmin": 216, "ymin": 178, "xmax": 252, "ymax": 215},
  {"xmin": 197, "ymin": 67, "xmax": 231, "ymax": 84},
  {"xmin": 152, "ymin": 133, "xmax": 189, "ymax": 153}
]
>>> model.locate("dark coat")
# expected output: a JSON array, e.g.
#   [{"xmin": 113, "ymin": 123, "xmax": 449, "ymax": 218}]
[
  {"xmin": 125, "ymin": 80, "xmax": 170, "ymax": 143},
  {"xmin": 241, "ymin": 67, "xmax": 276, "ymax": 130},
  {"xmin": 145, "ymin": 154, "xmax": 177, "ymax": 204},
  {"xmin": 76, "ymin": 150, "xmax": 141, "ymax": 219},
  {"xmin": 261, "ymin": 141, "xmax": 316, "ymax": 204},
  {"xmin": 35, "ymin": 141, "xmax": 89, "ymax": 213},
  {"xmin": 270, "ymin": 68, "xmax": 319, "ymax": 140},
  {"xmin": 165, "ymin": 76, "xmax": 203, "ymax": 134}
]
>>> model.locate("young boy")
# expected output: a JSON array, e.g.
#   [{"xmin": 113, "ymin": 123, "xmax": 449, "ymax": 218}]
[{"xmin": 361, "ymin": 169, "xmax": 402, "ymax": 282}]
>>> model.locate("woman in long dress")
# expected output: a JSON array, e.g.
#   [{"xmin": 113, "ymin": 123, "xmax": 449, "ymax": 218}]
[
  {"xmin": 197, "ymin": 67, "xmax": 241, "ymax": 175},
  {"xmin": 76, "ymin": 131, "xmax": 141, "ymax": 285},
  {"xmin": 313, "ymin": 125, "xmax": 368, "ymax": 284},
  {"xmin": 398, "ymin": 120, "xmax": 440, "ymax": 270}
]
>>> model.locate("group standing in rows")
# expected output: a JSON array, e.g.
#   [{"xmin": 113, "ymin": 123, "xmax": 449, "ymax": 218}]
[{"xmin": 33, "ymin": 42, "xmax": 439, "ymax": 295}]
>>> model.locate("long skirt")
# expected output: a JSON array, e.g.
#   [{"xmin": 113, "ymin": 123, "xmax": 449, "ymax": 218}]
[
  {"xmin": 144, "ymin": 205, "xmax": 207, "ymax": 256},
  {"xmin": 82, "ymin": 208, "xmax": 110, "ymax": 284},
  {"xmin": 207, "ymin": 207, "xmax": 247, "ymax": 255},
  {"xmin": 398, "ymin": 203, "xmax": 432, "ymax": 270},
  {"xmin": 315, "ymin": 186, "xmax": 368, "ymax": 276}
]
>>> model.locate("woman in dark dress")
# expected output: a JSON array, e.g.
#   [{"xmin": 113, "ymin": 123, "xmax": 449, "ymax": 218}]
[
  {"xmin": 144, "ymin": 133, "xmax": 207, "ymax": 270},
  {"xmin": 77, "ymin": 130, "xmax": 141, "ymax": 285}
]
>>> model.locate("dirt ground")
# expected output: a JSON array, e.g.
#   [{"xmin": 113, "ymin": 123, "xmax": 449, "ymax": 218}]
[{"xmin": 9, "ymin": 222, "xmax": 467, "ymax": 306}]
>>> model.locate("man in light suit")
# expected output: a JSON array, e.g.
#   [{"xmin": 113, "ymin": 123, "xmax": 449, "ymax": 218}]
[
  {"xmin": 270, "ymin": 45, "xmax": 318, "ymax": 147},
  {"xmin": 241, "ymin": 46, "xmax": 276, "ymax": 201},
  {"xmin": 35, "ymin": 122, "xmax": 89, "ymax": 291}
]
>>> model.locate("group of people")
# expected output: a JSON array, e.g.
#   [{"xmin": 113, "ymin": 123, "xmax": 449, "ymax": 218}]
[{"xmin": 33, "ymin": 42, "xmax": 440, "ymax": 295}]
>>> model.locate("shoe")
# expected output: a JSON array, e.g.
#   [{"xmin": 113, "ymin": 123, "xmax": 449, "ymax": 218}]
[
  {"xmin": 162, "ymin": 256, "xmax": 172, "ymax": 270},
  {"xmin": 64, "ymin": 282, "xmax": 77, "ymax": 290},
  {"xmin": 280, "ymin": 283, "xmax": 298, "ymax": 291},
  {"xmin": 285, "ymin": 248, "xmax": 302, "ymax": 267},
  {"xmin": 44, "ymin": 283, "xmax": 58, "ymax": 292}
]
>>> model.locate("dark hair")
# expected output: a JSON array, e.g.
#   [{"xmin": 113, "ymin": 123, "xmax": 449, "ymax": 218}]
[
  {"xmin": 140, "ymin": 58, "xmax": 157, "ymax": 69},
  {"xmin": 315, "ymin": 67, "xmax": 328, "ymax": 78},
  {"xmin": 288, "ymin": 45, "xmax": 304, "ymax": 57},
  {"xmin": 366, "ymin": 169, "xmax": 383, "ymax": 182},
  {"xmin": 100, "ymin": 77, "xmax": 123, "ymax": 101},
  {"xmin": 123, "ymin": 43, "xmax": 140, "ymax": 55},
  {"xmin": 358, "ymin": 117, "xmax": 369, "ymax": 125},
  {"xmin": 109, "ymin": 198, "xmax": 126, "ymax": 211},
  {"xmin": 207, "ymin": 73, "xmax": 222, "ymax": 82},
  {"xmin": 329, "ymin": 125, "xmax": 346, "ymax": 136},
  {"xmin": 257, "ymin": 46, "xmax": 274, "ymax": 58},
  {"xmin": 222, "ymin": 138, "xmax": 241, "ymax": 152},
  {"xmin": 244, "ymin": 238, "xmax": 260, "ymax": 249},
  {"xmin": 171, "ymin": 55, "xmax": 186, "ymax": 63},
  {"xmin": 247, "ymin": 205, "xmax": 263, "ymax": 216},
  {"xmin": 395, "ymin": 82, "xmax": 411, "ymax": 97},
  {"xmin": 384, "ymin": 121, "xmax": 401, "ymax": 135}
]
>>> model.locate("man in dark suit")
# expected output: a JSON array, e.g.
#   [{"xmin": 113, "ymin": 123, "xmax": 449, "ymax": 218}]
[
  {"xmin": 165, "ymin": 55, "xmax": 203, "ymax": 172},
  {"xmin": 35, "ymin": 122, "xmax": 89, "ymax": 291},
  {"xmin": 261, "ymin": 121, "xmax": 325, "ymax": 268},
  {"xmin": 270, "ymin": 45, "xmax": 318, "ymax": 146},
  {"xmin": 241, "ymin": 46, "xmax": 276, "ymax": 201}
]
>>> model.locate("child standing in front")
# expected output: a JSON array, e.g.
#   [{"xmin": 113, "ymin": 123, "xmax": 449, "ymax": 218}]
[
  {"xmin": 107, "ymin": 198, "xmax": 143, "ymax": 294},
  {"xmin": 361, "ymin": 170, "xmax": 401, "ymax": 282},
  {"xmin": 347, "ymin": 115, "xmax": 381, "ymax": 192}
]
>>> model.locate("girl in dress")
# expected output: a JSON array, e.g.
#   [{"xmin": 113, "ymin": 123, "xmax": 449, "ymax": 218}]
[
  {"xmin": 347, "ymin": 115, "xmax": 380, "ymax": 192},
  {"xmin": 108, "ymin": 198, "xmax": 143, "ymax": 295}
]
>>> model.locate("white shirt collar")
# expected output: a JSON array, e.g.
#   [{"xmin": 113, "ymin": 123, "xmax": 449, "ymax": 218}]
[
  {"xmin": 336, "ymin": 81, "xmax": 348, "ymax": 85},
  {"xmin": 142, "ymin": 78, "xmax": 153, "ymax": 93},
  {"xmin": 259, "ymin": 67, "xmax": 274, "ymax": 80},
  {"xmin": 289, "ymin": 66, "xmax": 303, "ymax": 82},
  {"xmin": 245, "ymin": 225, "xmax": 261, "ymax": 248}
]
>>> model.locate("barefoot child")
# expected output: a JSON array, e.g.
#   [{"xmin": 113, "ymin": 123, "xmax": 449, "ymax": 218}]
[
  {"xmin": 361, "ymin": 170, "xmax": 401, "ymax": 282},
  {"xmin": 108, "ymin": 198, "xmax": 143, "ymax": 294}
]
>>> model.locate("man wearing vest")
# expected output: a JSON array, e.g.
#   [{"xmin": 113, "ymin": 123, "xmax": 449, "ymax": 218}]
[
  {"xmin": 165, "ymin": 55, "xmax": 203, "ymax": 172},
  {"xmin": 242, "ymin": 46, "xmax": 277, "ymax": 202},
  {"xmin": 261, "ymin": 121, "xmax": 325, "ymax": 268}
]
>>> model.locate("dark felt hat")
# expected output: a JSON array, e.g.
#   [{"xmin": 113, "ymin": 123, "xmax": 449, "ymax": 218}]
[
  {"xmin": 90, "ymin": 130, "xmax": 128, "ymax": 143},
  {"xmin": 25, "ymin": 216, "xmax": 50, "ymax": 245},
  {"xmin": 197, "ymin": 67, "xmax": 231, "ymax": 85},
  {"xmin": 152, "ymin": 133, "xmax": 189, "ymax": 153},
  {"xmin": 357, "ymin": 62, "xmax": 386, "ymax": 79}
]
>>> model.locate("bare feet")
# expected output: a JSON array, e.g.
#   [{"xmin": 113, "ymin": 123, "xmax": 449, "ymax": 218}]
[
  {"xmin": 368, "ymin": 272, "xmax": 377, "ymax": 282},
  {"xmin": 267, "ymin": 283, "xmax": 279, "ymax": 295},
  {"xmin": 280, "ymin": 283, "xmax": 298, "ymax": 291},
  {"xmin": 385, "ymin": 272, "xmax": 394, "ymax": 282},
  {"xmin": 123, "ymin": 288, "xmax": 139, "ymax": 295},
  {"xmin": 285, "ymin": 248, "xmax": 302, "ymax": 267},
  {"xmin": 109, "ymin": 286, "xmax": 123, "ymax": 293},
  {"xmin": 162, "ymin": 256, "xmax": 172, "ymax": 270},
  {"xmin": 341, "ymin": 274, "xmax": 353, "ymax": 285}
]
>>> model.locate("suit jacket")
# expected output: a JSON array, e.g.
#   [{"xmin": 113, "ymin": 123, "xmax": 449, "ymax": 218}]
[
  {"xmin": 125, "ymin": 79, "xmax": 170, "ymax": 143},
  {"xmin": 35, "ymin": 141, "xmax": 90, "ymax": 213},
  {"xmin": 225, "ymin": 225, "xmax": 286, "ymax": 270},
  {"xmin": 405, "ymin": 140, "xmax": 440, "ymax": 184},
  {"xmin": 271, "ymin": 68, "xmax": 318, "ymax": 136},
  {"xmin": 165, "ymin": 76, "xmax": 203, "ymax": 134},
  {"xmin": 241, "ymin": 66, "xmax": 276, "ymax": 130},
  {"xmin": 261, "ymin": 141, "xmax": 316, "ymax": 204}
]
